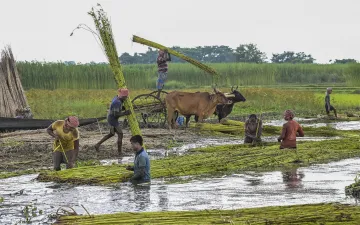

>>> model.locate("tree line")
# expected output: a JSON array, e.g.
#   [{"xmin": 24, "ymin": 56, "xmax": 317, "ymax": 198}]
[{"xmin": 118, "ymin": 44, "xmax": 358, "ymax": 65}]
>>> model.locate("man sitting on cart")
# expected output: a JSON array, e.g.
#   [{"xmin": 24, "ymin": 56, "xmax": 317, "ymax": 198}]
[{"xmin": 156, "ymin": 49, "xmax": 171, "ymax": 97}]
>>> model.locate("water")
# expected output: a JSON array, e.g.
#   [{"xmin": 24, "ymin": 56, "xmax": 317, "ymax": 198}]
[
  {"xmin": 264, "ymin": 119, "xmax": 360, "ymax": 130},
  {"xmin": 1, "ymin": 158, "xmax": 359, "ymax": 224}
]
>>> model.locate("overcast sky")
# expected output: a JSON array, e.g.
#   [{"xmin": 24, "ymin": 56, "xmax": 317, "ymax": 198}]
[{"xmin": 1, "ymin": 0, "xmax": 359, "ymax": 63}]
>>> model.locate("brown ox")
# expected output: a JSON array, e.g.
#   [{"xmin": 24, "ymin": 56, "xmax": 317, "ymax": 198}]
[{"xmin": 165, "ymin": 88, "xmax": 231, "ymax": 129}]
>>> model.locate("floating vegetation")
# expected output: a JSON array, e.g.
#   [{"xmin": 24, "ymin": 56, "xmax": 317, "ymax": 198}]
[
  {"xmin": 38, "ymin": 137, "xmax": 360, "ymax": 185},
  {"xmin": 55, "ymin": 203, "xmax": 360, "ymax": 224},
  {"xmin": 345, "ymin": 175, "xmax": 360, "ymax": 198}
]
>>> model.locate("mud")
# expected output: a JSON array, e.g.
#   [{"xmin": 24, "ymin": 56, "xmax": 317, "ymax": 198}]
[{"xmin": 1, "ymin": 158, "xmax": 359, "ymax": 224}]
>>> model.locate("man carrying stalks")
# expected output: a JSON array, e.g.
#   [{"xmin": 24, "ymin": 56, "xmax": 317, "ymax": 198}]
[{"xmin": 156, "ymin": 49, "xmax": 171, "ymax": 97}]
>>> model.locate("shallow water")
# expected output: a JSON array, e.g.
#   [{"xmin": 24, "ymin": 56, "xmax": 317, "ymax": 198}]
[
  {"xmin": 264, "ymin": 119, "xmax": 360, "ymax": 130},
  {"xmin": 1, "ymin": 158, "xmax": 359, "ymax": 224}
]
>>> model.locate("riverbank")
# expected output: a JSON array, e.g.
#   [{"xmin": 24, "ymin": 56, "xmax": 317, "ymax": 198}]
[{"xmin": 55, "ymin": 203, "xmax": 360, "ymax": 224}]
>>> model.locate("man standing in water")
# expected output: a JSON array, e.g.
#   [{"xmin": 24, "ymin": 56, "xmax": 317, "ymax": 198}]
[
  {"xmin": 47, "ymin": 116, "xmax": 80, "ymax": 171},
  {"xmin": 325, "ymin": 87, "xmax": 337, "ymax": 118},
  {"xmin": 278, "ymin": 110, "xmax": 304, "ymax": 149},
  {"xmin": 244, "ymin": 114, "xmax": 263, "ymax": 144},
  {"xmin": 126, "ymin": 135, "xmax": 151, "ymax": 184},
  {"xmin": 156, "ymin": 49, "xmax": 171, "ymax": 97},
  {"xmin": 95, "ymin": 88, "xmax": 131, "ymax": 156}
]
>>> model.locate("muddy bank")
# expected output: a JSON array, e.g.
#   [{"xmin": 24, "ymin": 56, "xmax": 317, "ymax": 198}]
[
  {"xmin": 1, "ymin": 158, "xmax": 359, "ymax": 224},
  {"xmin": 0, "ymin": 126, "xmax": 198, "ymax": 173}
]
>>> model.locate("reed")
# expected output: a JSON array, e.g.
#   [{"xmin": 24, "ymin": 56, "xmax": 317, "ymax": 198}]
[
  {"xmin": 17, "ymin": 62, "xmax": 357, "ymax": 90},
  {"xmin": 87, "ymin": 5, "xmax": 142, "ymax": 137}
]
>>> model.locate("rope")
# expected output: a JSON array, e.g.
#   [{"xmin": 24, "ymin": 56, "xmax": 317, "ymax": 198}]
[{"xmin": 53, "ymin": 140, "xmax": 69, "ymax": 163}]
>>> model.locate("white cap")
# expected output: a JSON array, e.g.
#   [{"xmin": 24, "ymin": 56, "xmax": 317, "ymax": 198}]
[{"xmin": 327, "ymin": 87, "xmax": 332, "ymax": 91}]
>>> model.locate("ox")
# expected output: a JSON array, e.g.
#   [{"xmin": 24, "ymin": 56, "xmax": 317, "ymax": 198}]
[{"xmin": 166, "ymin": 88, "xmax": 231, "ymax": 129}]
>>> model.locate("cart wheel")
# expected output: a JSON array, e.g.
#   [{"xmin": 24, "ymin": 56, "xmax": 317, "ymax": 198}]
[
  {"xmin": 132, "ymin": 94, "xmax": 167, "ymax": 128},
  {"xmin": 149, "ymin": 90, "xmax": 168, "ymax": 102}
]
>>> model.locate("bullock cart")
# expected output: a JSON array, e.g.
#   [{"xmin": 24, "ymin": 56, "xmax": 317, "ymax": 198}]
[{"xmin": 124, "ymin": 90, "xmax": 169, "ymax": 128}]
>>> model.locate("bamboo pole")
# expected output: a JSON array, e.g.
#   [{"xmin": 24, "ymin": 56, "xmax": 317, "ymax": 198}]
[
  {"xmin": 132, "ymin": 35, "xmax": 220, "ymax": 83},
  {"xmin": 88, "ymin": 6, "xmax": 142, "ymax": 138}
]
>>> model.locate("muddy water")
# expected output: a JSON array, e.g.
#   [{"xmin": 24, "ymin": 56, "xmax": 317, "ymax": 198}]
[
  {"xmin": 265, "ymin": 119, "xmax": 360, "ymax": 130},
  {"xmin": 1, "ymin": 158, "xmax": 359, "ymax": 224}
]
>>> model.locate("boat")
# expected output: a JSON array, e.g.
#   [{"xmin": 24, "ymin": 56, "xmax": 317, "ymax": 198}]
[{"xmin": 0, "ymin": 117, "xmax": 106, "ymax": 132}]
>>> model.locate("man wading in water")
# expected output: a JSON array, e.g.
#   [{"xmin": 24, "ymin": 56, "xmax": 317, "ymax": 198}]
[
  {"xmin": 244, "ymin": 114, "xmax": 263, "ymax": 144},
  {"xmin": 95, "ymin": 88, "xmax": 131, "ymax": 156},
  {"xmin": 278, "ymin": 110, "xmax": 304, "ymax": 149},
  {"xmin": 126, "ymin": 135, "xmax": 151, "ymax": 184},
  {"xmin": 47, "ymin": 116, "xmax": 80, "ymax": 171},
  {"xmin": 325, "ymin": 87, "xmax": 337, "ymax": 118},
  {"xmin": 156, "ymin": 49, "xmax": 171, "ymax": 97}
]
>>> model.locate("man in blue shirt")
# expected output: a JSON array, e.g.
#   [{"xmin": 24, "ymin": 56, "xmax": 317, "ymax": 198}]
[
  {"xmin": 126, "ymin": 135, "xmax": 151, "ymax": 184},
  {"xmin": 95, "ymin": 88, "xmax": 131, "ymax": 155}
]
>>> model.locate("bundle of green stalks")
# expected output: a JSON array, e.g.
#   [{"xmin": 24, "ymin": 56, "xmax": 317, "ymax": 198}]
[
  {"xmin": 38, "ymin": 136, "xmax": 360, "ymax": 185},
  {"xmin": 132, "ymin": 35, "xmax": 220, "ymax": 81},
  {"xmin": 55, "ymin": 203, "xmax": 360, "ymax": 225},
  {"xmin": 87, "ymin": 5, "xmax": 141, "ymax": 137}
]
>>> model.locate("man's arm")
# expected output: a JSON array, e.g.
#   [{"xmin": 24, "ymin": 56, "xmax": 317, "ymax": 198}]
[
  {"xmin": 297, "ymin": 125, "xmax": 305, "ymax": 137},
  {"xmin": 278, "ymin": 124, "xmax": 287, "ymax": 141},
  {"xmin": 166, "ymin": 51, "xmax": 171, "ymax": 62},
  {"xmin": 73, "ymin": 139, "xmax": 79, "ymax": 159},
  {"xmin": 47, "ymin": 124, "xmax": 57, "ymax": 139},
  {"xmin": 256, "ymin": 120, "xmax": 263, "ymax": 138},
  {"xmin": 131, "ymin": 156, "xmax": 146, "ymax": 181}
]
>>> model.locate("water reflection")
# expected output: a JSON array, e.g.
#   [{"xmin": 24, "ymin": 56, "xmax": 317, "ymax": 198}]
[
  {"xmin": 134, "ymin": 184, "xmax": 151, "ymax": 211},
  {"xmin": 157, "ymin": 184, "xmax": 169, "ymax": 211},
  {"xmin": 282, "ymin": 168, "xmax": 305, "ymax": 189}
]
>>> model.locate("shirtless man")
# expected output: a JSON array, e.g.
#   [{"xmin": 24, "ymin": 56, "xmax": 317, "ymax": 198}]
[
  {"xmin": 278, "ymin": 110, "xmax": 304, "ymax": 149},
  {"xmin": 244, "ymin": 114, "xmax": 263, "ymax": 144}
]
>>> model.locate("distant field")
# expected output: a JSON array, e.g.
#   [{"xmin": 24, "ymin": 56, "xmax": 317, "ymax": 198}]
[
  {"xmin": 26, "ymin": 87, "xmax": 359, "ymax": 119},
  {"xmin": 18, "ymin": 62, "xmax": 360, "ymax": 90}
]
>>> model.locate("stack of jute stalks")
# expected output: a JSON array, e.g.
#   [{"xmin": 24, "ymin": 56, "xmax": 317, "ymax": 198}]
[
  {"xmin": 88, "ymin": 5, "xmax": 142, "ymax": 137},
  {"xmin": 0, "ymin": 46, "xmax": 30, "ymax": 118}
]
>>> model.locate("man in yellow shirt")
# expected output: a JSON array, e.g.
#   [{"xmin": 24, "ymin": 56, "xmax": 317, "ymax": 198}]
[{"xmin": 47, "ymin": 116, "xmax": 80, "ymax": 171}]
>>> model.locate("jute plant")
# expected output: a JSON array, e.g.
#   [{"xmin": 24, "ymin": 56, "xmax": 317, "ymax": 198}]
[{"xmin": 86, "ymin": 5, "xmax": 142, "ymax": 137}]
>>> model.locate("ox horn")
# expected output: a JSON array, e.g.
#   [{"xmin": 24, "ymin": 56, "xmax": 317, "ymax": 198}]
[
  {"xmin": 236, "ymin": 85, "xmax": 239, "ymax": 90},
  {"xmin": 224, "ymin": 93, "xmax": 235, "ymax": 98},
  {"xmin": 231, "ymin": 86, "xmax": 234, "ymax": 92}
]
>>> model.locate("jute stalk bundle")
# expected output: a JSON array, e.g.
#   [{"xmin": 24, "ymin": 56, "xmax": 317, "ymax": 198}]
[
  {"xmin": 88, "ymin": 6, "xmax": 142, "ymax": 137},
  {"xmin": 132, "ymin": 35, "xmax": 220, "ymax": 83},
  {"xmin": 0, "ymin": 46, "xmax": 30, "ymax": 117}
]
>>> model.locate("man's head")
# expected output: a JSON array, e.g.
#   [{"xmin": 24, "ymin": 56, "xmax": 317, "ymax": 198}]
[
  {"xmin": 249, "ymin": 114, "xmax": 257, "ymax": 122},
  {"xmin": 283, "ymin": 110, "xmax": 295, "ymax": 121},
  {"xmin": 118, "ymin": 88, "xmax": 129, "ymax": 100},
  {"xmin": 64, "ymin": 116, "xmax": 79, "ymax": 131},
  {"xmin": 130, "ymin": 135, "xmax": 143, "ymax": 151},
  {"xmin": 327, "ymin": 87, "xmax": 333, "ymax": 94},
  {"xmin": 158, "ymin": 50, "xmax": 165, "ymax": 56}
]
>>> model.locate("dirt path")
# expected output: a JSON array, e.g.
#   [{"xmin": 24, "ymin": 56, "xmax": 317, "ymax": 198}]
[{"xmin": 0, "ymin": 124, "xmax": 200, "ymax": 172}]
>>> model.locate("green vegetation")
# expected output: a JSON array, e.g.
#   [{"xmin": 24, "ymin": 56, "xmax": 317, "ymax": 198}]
[
  {"xmin": 56, "ymin": 203, "xmax": 360, "ymax": 224},
  {"xmin": 18, "ymin": 62, "xmax": 360, "ymax": 90},
  {"xmin": 345, "ymin": 175, "xmax": 360, "ymax": 198},
  {"xmin": 25, "ymin": 87, "xmax": 360, "ymax": 119},
  {"xmin": 38, "ymin": 135, "xmax": 360, "ymax": 185}
]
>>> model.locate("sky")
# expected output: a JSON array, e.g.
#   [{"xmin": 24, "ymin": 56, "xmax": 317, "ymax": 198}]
[{"xmin": 1, "ymin": 0, "xmax": 359, "ymax": 63}]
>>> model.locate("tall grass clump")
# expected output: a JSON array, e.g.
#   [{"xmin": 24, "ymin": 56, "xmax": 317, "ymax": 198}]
[
  {"xmin": 18, "ymin": 62, "xmax": 354, "ymax": 90},
  {"xmin": 346, "ymin": 63, "xmax": 360, "ymax": 86}
]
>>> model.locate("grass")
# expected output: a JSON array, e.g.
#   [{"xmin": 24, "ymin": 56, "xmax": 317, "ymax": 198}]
[
  {"xmin": 37, "ymin": 130, "xmax": 360, "ymax": 185},
  {"xmin": 18, "ymin": 62, "xmax": 360, "ymax": 90},
  {"xmin": 55, "ymin": 203, "xmax": 360, "ymax": 224},
  {"xmin": 25, "ymin": 87, "xmax": 360, "ymax": 119}
]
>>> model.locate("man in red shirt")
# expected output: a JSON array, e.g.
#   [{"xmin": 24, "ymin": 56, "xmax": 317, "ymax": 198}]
[{"xmin": 156, "ymin": 50, "xmax": 171, "ymax": 96}]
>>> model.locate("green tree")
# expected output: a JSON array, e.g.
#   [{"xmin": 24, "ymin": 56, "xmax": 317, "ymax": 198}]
[
  {"xmin": 234, "ymin": 44, "xmax": 267, "ymax": 63},
  {"xmin": 271, "ymin": 51, "xmax": 315, "ymax": 63},
  {"xmin": 331, "ymin": 59, "xmax": 357, "ymax": 64}
]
